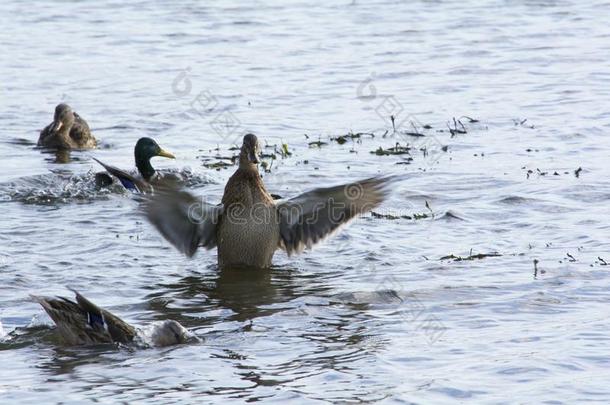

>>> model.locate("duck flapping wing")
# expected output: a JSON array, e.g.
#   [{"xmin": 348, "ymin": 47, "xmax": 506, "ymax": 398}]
[
  {"xmin": 276, "ymin": 176, "xmax": 396, "ymax": 255},
  {"xmin": 143, "ymin": 188, "xmax": 223, "ymax": 257}
]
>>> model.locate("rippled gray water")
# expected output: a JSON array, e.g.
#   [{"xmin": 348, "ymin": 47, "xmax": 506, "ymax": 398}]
[{"xmin": 1, "ymin": 0, "xmax": 610, "ymax": 402}]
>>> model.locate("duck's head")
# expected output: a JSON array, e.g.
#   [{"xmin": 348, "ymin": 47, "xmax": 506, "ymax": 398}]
[
  {"xmin": 134, "ymin": 137, "xmax": 175, "ymax": 179},
  {"xmin": 135, "ymin": 137, "xmax": 175, "ymax": 161},
  {"xmin": 240, "ymin": 133, "xmax": 261, "ymax": 167},
  {"xmin": 49, "ymin": 103, "xmax": 75, "ymax": 133},
  {"xmin": 149, "ymin": 320, "xmax": 192, "ymax": 346}
]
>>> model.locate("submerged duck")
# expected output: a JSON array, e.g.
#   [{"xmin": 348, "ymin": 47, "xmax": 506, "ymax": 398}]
[
  {"xmin": 145, "ymin": 133, "xmax": 395, "ymax": 268},
  {"xmin": 32, "ymin": 290, "xmax": 191, "ymax": 347},
  {"xmin": 94, "ymin": 137, "xmax": 176, "ymax": 193},
  {"xmin": 38, "ymin": 103, "xmax": 97, "ymax": 149}
]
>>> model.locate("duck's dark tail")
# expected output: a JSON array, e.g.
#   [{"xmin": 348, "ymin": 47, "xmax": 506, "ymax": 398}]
[
  {"xmin": 92, "ymin": 157, "xmax": 142, "ymax": 192},
  {"xmin": 31, "ymin": 290, "xmax": 136, "ymax": 345}
]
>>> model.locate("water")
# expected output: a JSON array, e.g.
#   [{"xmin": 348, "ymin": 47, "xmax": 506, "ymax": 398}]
[{"xmin": 1, "ymin": 0, "xmax": 610, "ymax": 402}]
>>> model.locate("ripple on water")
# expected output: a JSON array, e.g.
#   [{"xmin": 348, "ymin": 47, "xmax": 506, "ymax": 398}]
[{"xmin": 0, "ymin": 168, "xmax": 213, "ymax": 205}]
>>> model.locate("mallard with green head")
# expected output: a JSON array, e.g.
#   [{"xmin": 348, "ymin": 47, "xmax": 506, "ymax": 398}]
[
  {"xmin": 144, "ymin": 133, "xmax": 396, "ymax": 268},
  {"xmin": 94, "ymin": 137, "xmax": 176, "ymax": 193},
  {"xmin": 31, "ymin": 290, "xmax": 191, "ymax": 347},
  {"xmin": 38, "ymin": 103, "xmax": 97, "ymax": 149}
]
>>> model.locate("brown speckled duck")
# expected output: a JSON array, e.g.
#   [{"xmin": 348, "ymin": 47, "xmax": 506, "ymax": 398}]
[
  {"xmin": 145, "ymin": 134, "xmax": 394, "ymax": 268},
  {"xmin": 38, "ymin": 103, "xmax": 97, "ymax": 149},
  {"xmin": 32, "ymin": 290, "xmax": 190, "ymax": 347}
]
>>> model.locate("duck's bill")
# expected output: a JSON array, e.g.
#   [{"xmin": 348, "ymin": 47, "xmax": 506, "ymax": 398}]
[
  {"xmin": 248, "ymin": 151, "xmax": 259, "ymax": 164},
  {"xmin": 157, "ymin": 149, "xmax": 176, "ymax": 159},
  {"xmin": 50, "ymin": 120, "xmax": 63, "ymax": 132}
]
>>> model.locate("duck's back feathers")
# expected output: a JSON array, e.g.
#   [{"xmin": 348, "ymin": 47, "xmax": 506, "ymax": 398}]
[
  {"xmin": 277, "ymin": 176, "xmax": 395, "ymax": 255},
  {"xmin": 32, "ymin": 291, "xmax": 136, "ymax": 345},
  {"xmin": 71, "ymin": 290, "xmax": 136, "ymax": 343},
  {"xmin": 70, "ymin": 112, "xmax": 94, "ymax": 146},
  {"xmin": 38, "ymin": 123, "xmax": 54, "ymax": 145}
]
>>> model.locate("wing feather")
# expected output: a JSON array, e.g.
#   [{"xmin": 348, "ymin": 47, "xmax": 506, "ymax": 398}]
[
  {"xmin": 142, "ymin": 187, "xmax": 222, "ymax": 257},
  {"xmin": 92, "ymin": 157, "xmax": 144, "ymax": 192},
  {"xmin": 277, "ymin": 176, "xmax": 396, "ymax": 255}
]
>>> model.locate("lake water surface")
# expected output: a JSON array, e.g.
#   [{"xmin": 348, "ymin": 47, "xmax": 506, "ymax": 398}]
[{"xmin": 1, "ymin": 0, "xmax": 610, "ymax": 403}]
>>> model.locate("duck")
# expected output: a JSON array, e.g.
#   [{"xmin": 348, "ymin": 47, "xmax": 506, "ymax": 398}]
[
  {"xmin": 94, "ymin": 137, "xmax": 176, "ymax": 193},
  {"xmin": 31, "ymin": 290, "xmax": 191, "ymax": 347},
  {"xmin": 144, "ymin": 133, "xmax": 395, "ymax": 268},
  {"xmin": 38, "ymin": 103, "xmax": 97, "ymax": 149}
]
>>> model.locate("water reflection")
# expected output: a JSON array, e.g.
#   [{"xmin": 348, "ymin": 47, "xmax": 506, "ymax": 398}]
[
  {"xmin": 204, "ymin": 287, "xmax": 390, "ymax": 402},
  {"xmin": 52, "ymin": 149, "xmax": 71, "ymax": 164},
  {"xmin": 149, "ymin": 264, "xmax": 328, "ymax": 325},
  {"xmin": 37, "ymin": 147, "xmax": 74, "ymax": 164},
  {"xmin": 38, "ymin": 344, "xmax": 126, "ymax": 376}
]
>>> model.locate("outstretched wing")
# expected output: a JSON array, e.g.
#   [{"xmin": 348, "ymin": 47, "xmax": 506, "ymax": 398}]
[
  {"xmin": 92, "ymin": 157, "xmax": 143, "ymax": 192},
  {"xmin": 142, "ymin": 187, "xmax": 223, "ymax": 257},
  {"xmin": 277, "ymin": 176, "xmax": 395, "ymax": 255}
]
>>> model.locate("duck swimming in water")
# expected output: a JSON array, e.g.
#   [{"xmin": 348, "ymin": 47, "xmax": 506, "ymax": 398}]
[
  {"xmin": 38, "ymin": 103, "xmax": 97, "ymax": 149},
  {"xmin": 144, "ymin": 133, "xmax": 395, "ymax": 268},
  {"xmin": 94, "ymin": 137, "xmax": 176, "ymax": 193},
  {"xmin": 32, "ymin": 290, "xmax": 191, "ymax": 347}
]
